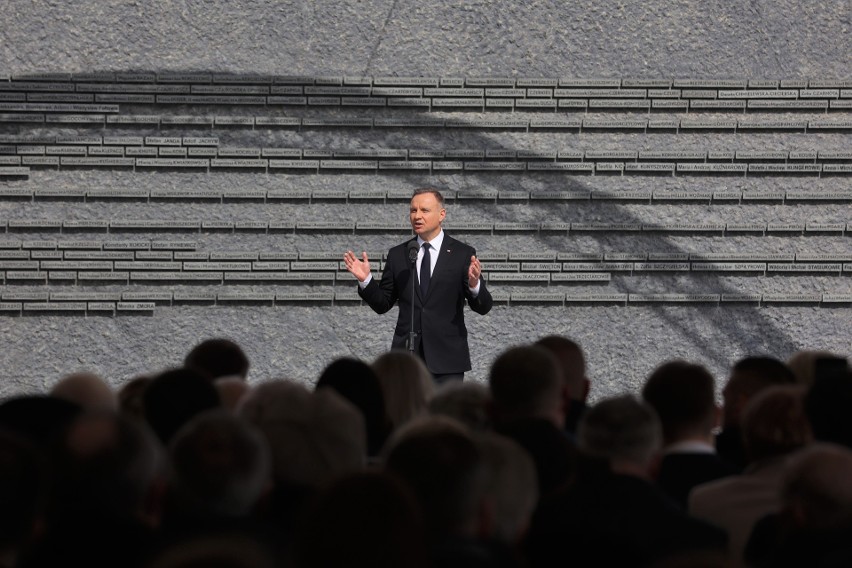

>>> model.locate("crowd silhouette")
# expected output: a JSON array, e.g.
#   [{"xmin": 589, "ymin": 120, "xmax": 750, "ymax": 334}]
[{"xmin": 1, "ymin": 337, "xmax": 851, "ymax": 568}]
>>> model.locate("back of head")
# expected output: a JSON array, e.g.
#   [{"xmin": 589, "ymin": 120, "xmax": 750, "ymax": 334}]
[
  {"xmin": 316, "ymin": 357, "xmax": 391, "ymax": 456},
  {"xmin": 578, "ymin": 395, "xmax": 662, "ymax": 469},
  {"xmin": 488, "ymin": 344, "xmax": 564, "ymax": 427},
  {"xmin": 428, "ymin": 381, "xmax": 492, "ymax": 432},
  {"xmin": 295, "ymin": 471, "xmax": 427, "ymax": 568},
  {"xmin": 184, "ymin": 338, "xmax": 250, "ymax": 381},
  {"xmin": 476, "ymin": 433, "xmax": 538, "ymax": 544},
  {"xmin": 51, "ymin": 372, "xmax": 117, "ymax": 411},
  {"xmin": 787, "ymin": 350, "xmax": 838, "ymax": 386},
  {"xmin": 118, "ymin": 375, "xmax": 152, "ymax": 422},
  {"xmin": 48, "ymin": 410, "xmax": 163, "ymax": 521},
  {"xmin": 642, "ymin": 360, "xmax": 716, "ymax": 444},
  {"xmin": 535, "ymin": 335, "xmax": 588, "ymax": 400},
  {"xmin": 724, "ymin": 356, "xmax": 796, "ymax": 426},
  {"xmin": 143, "ymin": 368, "xmax": 221, "ymax": 445},
  {"xmin": 804, "ymin": 365, "xmax": 852, "ymax": 449},
  {"xmin": 783, "ymin": 444, "xmax": 852, "ymax": 531},
  {"xmin": 169, "ymin": 409, "xmax": 271, "ymax": 517},
  {"xmin": 383, "ymin": 417, "xmax": 487, "ymax": 540},
  {"xmin": 742, "ymin": 385, "xmax": 812, "ymax": 462},
  {"xmin": 0, "ymin": 395, "xmax": 81, "ymax": 448},
  {"xmin": 0, "ymin": 430, "xmax": 46, "ymax": 552},
  {"xmin": 372, "ymin": 351, "xmax": 434, "ymax": 431},
  {"xmin": 239, "ymin": 379, "xmax": 366, "ymax": 488}
]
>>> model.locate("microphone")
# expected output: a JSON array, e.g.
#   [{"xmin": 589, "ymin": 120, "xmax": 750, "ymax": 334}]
[{"xmin": 407, "ymin": 240, "xmax": 419, "ymax": 264}]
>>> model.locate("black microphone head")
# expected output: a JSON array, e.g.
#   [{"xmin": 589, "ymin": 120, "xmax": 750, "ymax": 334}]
[{"xmin": 407, "ymin": 240, "xmax": 419, "ymax": 263}]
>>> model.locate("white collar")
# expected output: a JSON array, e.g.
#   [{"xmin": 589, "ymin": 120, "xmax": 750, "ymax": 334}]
[{"xmin": 417, "ymin": 229, "xmax": 444, "ymax": 250}]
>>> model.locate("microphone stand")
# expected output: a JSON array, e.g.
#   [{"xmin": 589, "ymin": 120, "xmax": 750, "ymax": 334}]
[{"xmin": 407, "ymin": 241, "xmax": 419, "ymax": 353}]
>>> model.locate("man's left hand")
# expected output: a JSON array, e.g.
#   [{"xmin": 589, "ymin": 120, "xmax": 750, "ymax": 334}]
[{"xmin": 468, "ymin": 256, "xmax": 481, "ymax": 288}]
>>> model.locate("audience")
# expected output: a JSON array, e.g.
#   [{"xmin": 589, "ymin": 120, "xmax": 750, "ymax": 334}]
[
  {"xmin": 488, "ymin": 345, "xmax": 577, "ymax": 498},
  {"xmin": 689, "ymin": 385, "xmax": 812, "ymax": 567},
  {"xmin": 535, "ymin": 335, "xmax": 590, "ymax": 435},
  {"xmin": 143, "ymin": 368, "xmax": 221, "ymax": 446},
  {"xmin": 744, "ymin": 444, "xmax": 852, "ymax": 567},
  {"xmin": 316, "ymin": 357, "xmax": 392, "ymax": 457},
  {"xmin": 717, "ymin": 356, "xmax": 796, "ymax": 470},
  {"xmin": 50, "ymin": 371, "xmax": 117, "ymax": 411},
  {"xmin": 184, "ymin": 338, "xmax": 250, "ymax": 382},
  {"xmin": 372, "ymin": 350, "xmax": 434, "ymax": 431},
  {"xmin": 428, "ymin": 381, "xmax": 492, "ymax": 431},
  {"xmin": 641, "ymin": 360, "xmax": 736, "ymax": 508},
  {"xmin": 526, "ymin": 395, "xmax": 727, "ymax": 567},
  {"xmin": 1, "ymin": 336, "xmax": 848, "ymax": 567}
]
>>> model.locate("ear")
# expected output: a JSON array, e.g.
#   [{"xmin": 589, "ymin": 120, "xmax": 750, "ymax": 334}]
[{"xmin": 439, "ymin": 208, "xmax": 446, "ymax": 222}]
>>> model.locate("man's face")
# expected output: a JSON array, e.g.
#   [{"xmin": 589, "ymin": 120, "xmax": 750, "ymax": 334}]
[{"xmin": 409, "ymin": 192, "xmax": 445, "ymax": 241}]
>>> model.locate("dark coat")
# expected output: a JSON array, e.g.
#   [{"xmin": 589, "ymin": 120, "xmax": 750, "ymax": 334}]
[{"xmin": 359, "ymin": 234, "xmax": 492, "ymax": 374}]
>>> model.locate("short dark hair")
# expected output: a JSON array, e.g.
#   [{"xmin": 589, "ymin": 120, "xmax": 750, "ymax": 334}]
[
  {"xmin": 412, "ymin": 187, "xmax": 445, "ymax": 207},
  {"xmin": 489, "ymin": 345, "xmax": 562, "ymax": 422},
  {"xmin": 184, "ymin": 338, "xmax": 250, "ymax": 380},
  {"xmin": 642, "ymin": 360, "xmax": 716, "ymax": 443}
]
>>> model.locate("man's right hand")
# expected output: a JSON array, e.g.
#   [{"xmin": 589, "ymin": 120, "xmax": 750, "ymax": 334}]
[{"xmin": 343, "ymin": 250, "xmax": 371, "ymax": 282}]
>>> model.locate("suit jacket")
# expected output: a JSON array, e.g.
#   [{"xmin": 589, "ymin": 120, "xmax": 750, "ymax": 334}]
[
  {"xmin": 656, "ymin": 451, "xmax": 738, "ymax": 509},
  {"xmin": 358, "ymin": 234, "xmax": 493, "ymax": 374},
  {"xmin": 526, "ymin": 471, "xmax": 727, "ymax": 568}
]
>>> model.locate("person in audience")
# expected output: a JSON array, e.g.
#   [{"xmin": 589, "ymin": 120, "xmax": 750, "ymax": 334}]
[
  {"xmin": 689, "ymin": 385, "xmax": 812, "ymax": 567},
  {"xmin": 476, "ymin": 433, "xmax": 539, "ymax": 546},
  {"xmin": 184, "ymin": 338, "xmax": 250, "ymax": 381},
  {"xmin": 428, "ymin": 381, "xmax": 492, "ymax": 432},
  {"xmin": 20, "ymin": 410, "xmax": 166, "ymax": 568},
  {"xmin": 143, "ymin": 368, "xmax": 222, "ymax": 445},
  {"xmin": 162, "ymin": 410, "xmax": 271, "ymax": 531},
  {"xmin": 0, "ymin": 395, "xmax": 81, "ymax": 448},
  {"xmin": 214, "ymin": 376, "xmax": 251, "ymax": 412},
  {"xmin": 50, "ymin": 371, "xmax": 117, "ymax": 411},
  {"xmin": 489, "ymin": 345, "xmax": 577, "ymax": 498},
  {"xmin": 238, "ymin": 379, "xmax": 367, "ymax": 534},
  {"xmin": 294, "ymin": 471, "xmax": 428, "ymax": 568},
  {"xmin": 744, "ymin": 444, "xmax": 852, "ymax": 567},
  {"xmin": 717, "ymin": 356, "xmax": 796, "ymax": 470},
  {"xmin": 641, "ymin": 360, "xmax": 737, "ymax": 508},
  {"xmin": 316, "ymin": 357, "xmax": 392, "ymax": 457},
  {"xmin": 526, "ymin": 395, "xmax": 727, "ymax": 567},
  {"xmin": 0, "ymin": 430, "xmax": 46, "ymax": 568},
  {"xmin": 786, "ymin": 350, "xmax": 838, "ymax": 386},
  {"xmin": 535, "ymin": 335, "xmax": 590, "ymax": 435},
  {"xmin": 118, "ymin": 375, "xmax": 152, "ymax": 422},
  {"xmin": 384, "ymin": 417, "xmax": 522, "ymax": 568},
  {"xmin": 372, "ymin": 350, "xmax": 434, "ymax": 431},
  {"xmin": 803, "ymin": 358, "xmax": 852, "ymax": 449}
]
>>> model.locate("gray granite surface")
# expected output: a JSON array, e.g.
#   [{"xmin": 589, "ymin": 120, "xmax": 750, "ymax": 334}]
[{"xmin": 1, "ymin": 0, "xmax": 850, "ymax": 396}]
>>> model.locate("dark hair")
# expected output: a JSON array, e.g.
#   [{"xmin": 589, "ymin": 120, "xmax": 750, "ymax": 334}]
[
  {"xmin": 642, "ymin": 360, "xmax": 716, "ymax": 442},
  {"xmin": 316, "ymin": 358, "xmax": 392, "ymax": 457},
  {"xmin": 411, "ymin": 187, "xmax": 445, "ymax": 207},
  {"xmin": 143, "ymin": 368, "xmax": 221, "ymax": 445},
  {"xmin": 489, "ymin": 345, "xmax": 562, "ymax": 422},
  {"xmin": 184, "ymin": 338, "xmax": 250, "ymax": 381},
  {"xmin": 728, "ymin": 356, "xmax": 795, "ymax": 396}
]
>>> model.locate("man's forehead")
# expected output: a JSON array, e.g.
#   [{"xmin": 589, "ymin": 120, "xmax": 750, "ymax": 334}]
[{"xmin": 410, "ymin": 193, "xmax": 442, "ymax": 208}]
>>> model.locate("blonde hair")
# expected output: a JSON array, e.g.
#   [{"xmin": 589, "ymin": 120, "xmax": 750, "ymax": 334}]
[{"xmin": 372, "ymin": 351, "xmax": 434, "ymax": 431}]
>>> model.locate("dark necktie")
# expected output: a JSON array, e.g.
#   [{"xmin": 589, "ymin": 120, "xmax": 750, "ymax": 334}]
[{"xmin": 420, "ymin": 242, "xmax": 431, "ymax": 297}]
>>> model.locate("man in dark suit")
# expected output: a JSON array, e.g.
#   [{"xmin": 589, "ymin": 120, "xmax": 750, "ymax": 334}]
[{"xmin": 344, "ymin": 188, "xmax": 493, "ymax": 382}]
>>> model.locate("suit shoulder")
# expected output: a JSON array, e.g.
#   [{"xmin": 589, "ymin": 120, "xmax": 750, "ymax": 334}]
[{"xmin": 443, "ymin": 234, "xmax": 476, "ymax": 254}]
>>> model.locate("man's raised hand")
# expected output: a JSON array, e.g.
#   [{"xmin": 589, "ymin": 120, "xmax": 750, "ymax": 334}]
[
  {"xmin": 467, "ymin": 255, "xmax": 482, "ymax": 288},
  {"xmin": 344, "ymin": 250, "xmax": 371, "ymax": 282}
]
